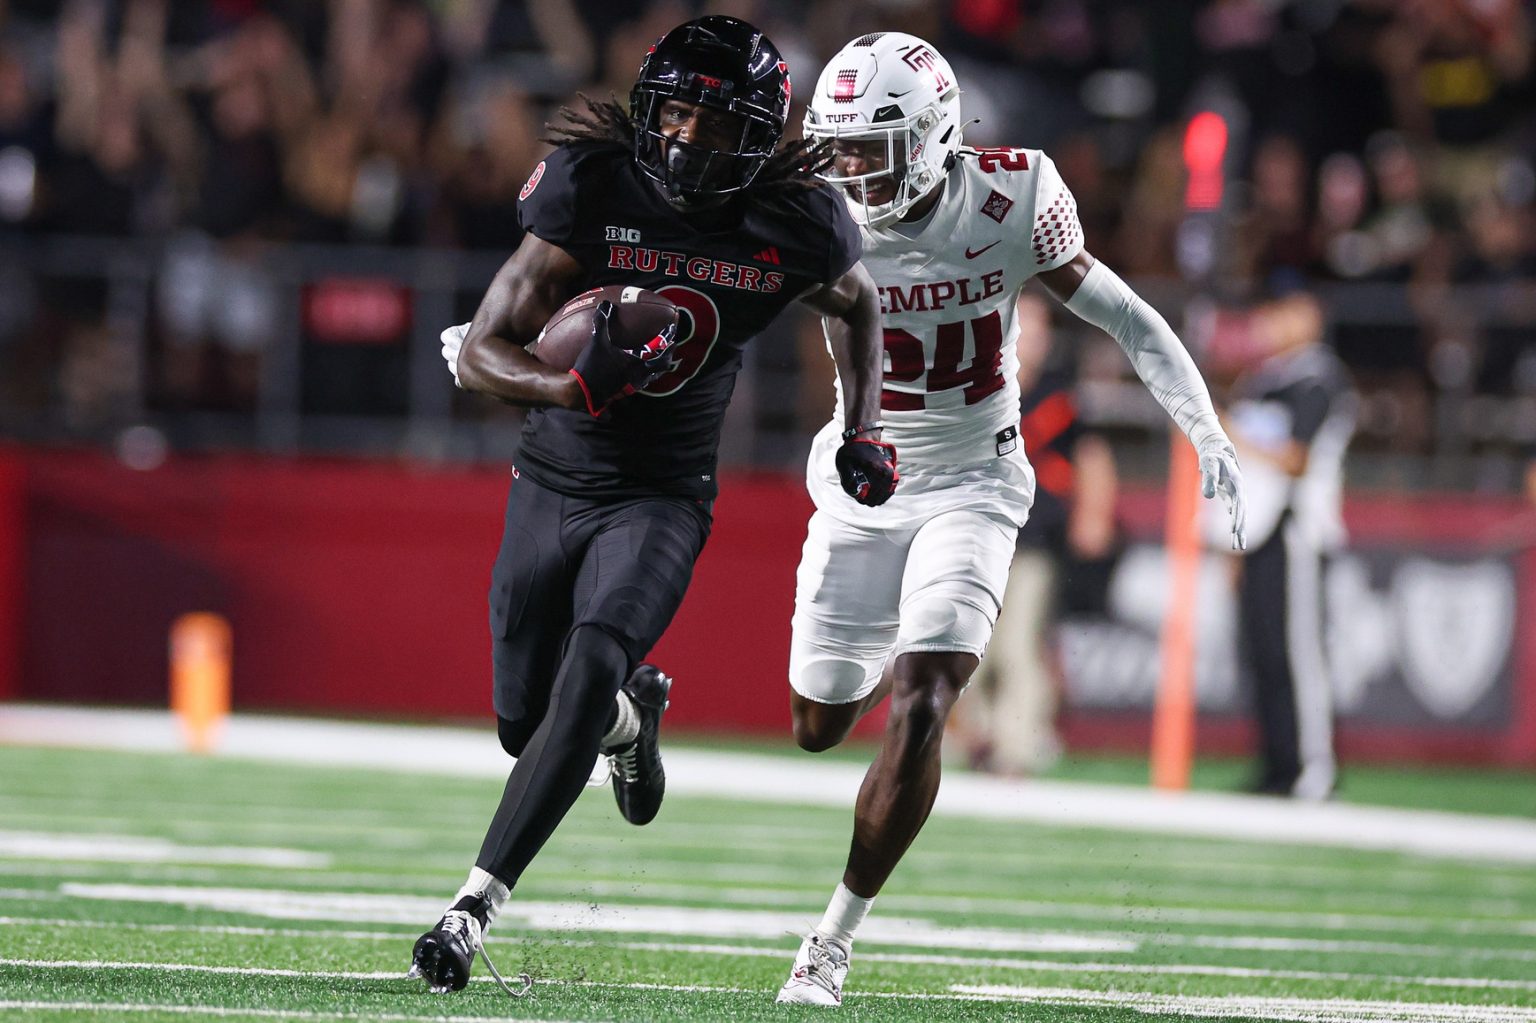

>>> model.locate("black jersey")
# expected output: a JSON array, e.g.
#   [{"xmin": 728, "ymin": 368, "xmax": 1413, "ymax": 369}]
[
  {"xmin": 1230, "ymin": 343, "xmax": 1355, "ymax": 550},
  {"xmin": 512, "ymin": 141, "xmax": 862, "ymax": 500}
]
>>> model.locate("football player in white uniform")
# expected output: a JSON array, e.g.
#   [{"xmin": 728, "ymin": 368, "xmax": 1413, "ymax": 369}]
[{"xmin": 776, "ymin": 33, "xmax": 1248, "ymax": 1006}]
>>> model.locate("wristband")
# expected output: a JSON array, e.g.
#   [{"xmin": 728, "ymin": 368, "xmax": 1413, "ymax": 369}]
[{"xmin": 840, "ymin": 420, "xmax": 884, "ymax": 441}]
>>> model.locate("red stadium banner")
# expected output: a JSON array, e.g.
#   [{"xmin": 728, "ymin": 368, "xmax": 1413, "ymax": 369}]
[
  {"xmin": 4, "ymin": 450, "xmax": 1532, "ymax": 765},
  {"xmin": 0, "ymin": 448, "xmax": 23, "ymax": 701}
]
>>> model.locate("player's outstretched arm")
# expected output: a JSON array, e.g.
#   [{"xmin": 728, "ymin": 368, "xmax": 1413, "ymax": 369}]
[
  {"xmin": 1039, "ymin": 251, "xmax": 1247, "ymax": 550},
  {"xmin": 455, "ymin": 234, "xmax": 588, "ymax": 410},
  {"xmin": 801, "ymin": 261, "xmax": 900, "ymax": 507}
]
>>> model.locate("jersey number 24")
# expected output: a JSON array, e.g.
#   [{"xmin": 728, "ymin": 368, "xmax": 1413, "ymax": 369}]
[{"xmin": 881, "ymin": 309, "xmax": 1005, "ymax": 411}]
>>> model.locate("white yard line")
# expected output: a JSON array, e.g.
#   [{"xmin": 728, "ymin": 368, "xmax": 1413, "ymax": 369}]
[
  {"xmin": 7, "ymin": 912, "xmax": 1536, "ymax": 963},
  {"xmin": 0, "ymin": 1002, "xmax": 573, "ymax": 1023},
  {"xmin": 13, "ymin": 863, "xmax": 1536, "ymax": 939},
  {"xmin": 950, "ymin": 985, "xmax": 1536, "ymax": 1023},
  {"xmin": 6, "ymin": 919, "xmax": 1536, "ymax": 992},
  {"xmin": 878, "ymin": 892, "xmax": 1536, "ymax": 936},
  {"xmin": 5, "ymin": 705, "xmax": 1536, "ymax": 865},
  {"xmin": 53, "ymin": 884, "xmax": 1134, "ymax": 954},
  {"xmin": 0, "ymin": 831, "xmax": 329, "ymax": 869},
  {"xmin": 7, "ymin": 963, "xmax": 1536, "ymax": 1021},
  {"xmin": 4, "ymin": 854, "xmax": 1531, "ymax": 932},
  {"xmin": 7, "ymin": 802, "xmax": 1534, "ymax": 900}
]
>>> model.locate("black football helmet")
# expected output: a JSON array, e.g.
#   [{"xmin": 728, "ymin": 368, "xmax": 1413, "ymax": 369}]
[{"xmin": 630, "ymin": 16, "xmax": 791, "ymax": 202}]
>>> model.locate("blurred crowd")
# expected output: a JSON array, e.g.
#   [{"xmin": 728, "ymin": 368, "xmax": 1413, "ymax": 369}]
[{"xmin": 0, "ymin": 0, "xmax": 1532, "ymax": 464}]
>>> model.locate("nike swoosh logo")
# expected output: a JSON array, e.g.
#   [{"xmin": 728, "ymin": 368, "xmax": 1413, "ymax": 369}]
[
  {"xmin": 887, "ymin": 89, "xmax": 912, "ymax": 98},
  {"xmin": 965, "ymin": 241, "xmax": 1001, "ymax": 259}
]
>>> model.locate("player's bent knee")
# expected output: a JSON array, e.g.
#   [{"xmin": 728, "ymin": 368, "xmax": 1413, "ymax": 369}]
[
  {"xmin": 889, "ymin": 681, "xmax": 952, "ymax": 738},
  {"xmin": 496, "ymin": 715, "xmax": 537, "ymax": 758},
  {"xmin": 556, "ymin": 624, "xmax": 633, "ymax": 717},
  {"xmin": 895, "ymin": 597, "xmax": 994, "ymax": 665},
  {"xmin": 790, "ymin": 703, "xmax": 858, "ymax": 753}
]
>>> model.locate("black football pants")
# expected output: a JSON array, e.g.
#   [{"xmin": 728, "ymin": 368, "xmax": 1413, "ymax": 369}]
[
  {"xmin": 475, "ymin": 472, "xmax": 711, "ymax": 886},
  {"xmin": 1239, "ymin": 513, "xmax": 1336, "ymax": 798}
]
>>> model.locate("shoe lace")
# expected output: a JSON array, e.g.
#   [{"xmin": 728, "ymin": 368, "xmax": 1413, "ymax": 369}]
[
  {"xmin": 441, "ymin": 910, "xmax": 533, "ymax": 999},
  {"xmin": 437, "ymin": 909, "xmax": 476, "ymax": 950},
  {"xmin": 610, "ymin": 742, "xmax": 641, "ymax": 784},
  {"xmin": 798, "ymin": 936, "xmax": 846, "ymax": 997}
]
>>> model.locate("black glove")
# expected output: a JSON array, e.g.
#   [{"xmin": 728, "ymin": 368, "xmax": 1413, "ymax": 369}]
[
  {"xmin": 835, "ymin": 438, "xmax": 900, "ymax": 507},
  {"xmin": 569, "ymin": 300, "xmax": 679, "ymax": 417}
]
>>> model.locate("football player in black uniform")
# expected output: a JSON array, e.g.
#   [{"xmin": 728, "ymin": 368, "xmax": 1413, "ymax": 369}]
[{"xmin": 408, "ymin": 16, "xmax": 898, "ymax": 993}]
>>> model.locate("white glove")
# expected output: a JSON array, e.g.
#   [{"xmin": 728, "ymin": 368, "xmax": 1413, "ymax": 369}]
[
  {"xmin": 440, "ymin": 322, "xmax": 470, "ymax": 387},
  {"xmin": 1199, "ymin": 437, "xmax": 1247, "ymax": 550}
]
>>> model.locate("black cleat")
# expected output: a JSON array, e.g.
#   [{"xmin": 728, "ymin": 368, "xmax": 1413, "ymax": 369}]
[
  {"xmin": 409, "ymin": 894, "xmax": 490, "ymax": 993},
  {"xmin": 607, "ymin": 664, "xmax": 672, "ymax": 826}
]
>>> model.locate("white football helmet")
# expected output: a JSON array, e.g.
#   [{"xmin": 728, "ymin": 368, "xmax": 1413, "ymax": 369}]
[{"xmin": 805, "ymin": 33, "xmax": 964, "ymax": 228}]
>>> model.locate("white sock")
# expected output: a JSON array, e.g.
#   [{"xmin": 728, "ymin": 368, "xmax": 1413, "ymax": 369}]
[
  {"xmin": 453, "ymin": 867, "xmax": 511, "ymax": 927},
  {"xmin": 600, "ymin": 691, "xmax": 639, "ymax": 751},
  {"xmin": 816, "ymin": 882, "xmax": 874, "ymax": 949}
]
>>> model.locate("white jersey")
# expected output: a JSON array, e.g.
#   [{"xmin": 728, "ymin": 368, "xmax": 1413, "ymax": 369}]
[{"xmin": 811, "ymin": 146, "xmax": 1083, "ymax": 527}]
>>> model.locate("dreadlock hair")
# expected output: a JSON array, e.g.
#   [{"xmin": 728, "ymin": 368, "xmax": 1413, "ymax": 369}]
[
  {"xmin": 542, "ymin": 94, "xmax": 834, "ymax": 198},
  {"xmin": 541, "ymin": 94, "xmax": 633, "ymax": 150}
]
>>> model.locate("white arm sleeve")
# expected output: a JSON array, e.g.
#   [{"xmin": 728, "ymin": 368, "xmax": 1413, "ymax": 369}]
[{"xmin": 1064, "ymin": 260, "xmax": 1225, "ymax": 451}]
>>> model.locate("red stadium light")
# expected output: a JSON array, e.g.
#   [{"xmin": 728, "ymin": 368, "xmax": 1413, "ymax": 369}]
[{"xmin": 1183, "ymin": 111, "xmax": 1228, "ymax": 211}]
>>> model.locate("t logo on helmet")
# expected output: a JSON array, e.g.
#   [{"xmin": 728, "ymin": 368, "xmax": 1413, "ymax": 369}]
[{"xmin": 900, "ymin": 45, "xmax": 951, "ymax": 92}]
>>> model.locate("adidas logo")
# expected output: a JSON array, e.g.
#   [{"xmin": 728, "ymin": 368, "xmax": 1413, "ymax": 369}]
[{"xmin": 753, "ymin": 246, "xmax": 781, "ymax": 265}]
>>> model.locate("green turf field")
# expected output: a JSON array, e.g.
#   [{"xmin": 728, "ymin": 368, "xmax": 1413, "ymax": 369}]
[{"xmin": 2, "ymin": 737, "xmax": 1535, "ymax": 1022}]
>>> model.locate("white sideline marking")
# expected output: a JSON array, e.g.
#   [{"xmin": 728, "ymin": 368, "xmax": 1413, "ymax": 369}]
[
  {"xmin": 0, "ymin": 916, "xmax": 417, "ymax": 940},
  {"xmin": 0, "ymin": 1001, "xmax": 571, "ymax": 1023},
  {"xmin": 881, "ymin": 892, "xmax": 1536, "ymax": 937},
  {"xmin": 951, "ymin": 985, "xmax": 1536, "ymax": 1022},
  {"xmin": 56, "ymin": 883, "xmax": 1131, "ymax": 954},
  {"xmin": 10, "ymin": 851, "xmax": 1533, "ymax": 933},
  {"xmin": 6, "ymin": 964, "xmax": 1535, "ymax": 1021},
  {"xmin": 10, "ymin": 915, "xmax": 1536, "ymax": 966},
  {"xmin": 4, "ymin": 850, "xmax": 1532, "ymax": 935},
  {"xmin": 0, "ymin": 831, "xmax": 329, "ymax": 869},
  {"xmin": 588, "ymin": 943, "xmax": 1536, "ymax": 992},
  {"xmin": 6, "ymin": 705, "xmax": 1536, "ymax": 864},
  {"xmin": 1169, "ymin": 933, "xmax": 1536, "ymax": 962}
]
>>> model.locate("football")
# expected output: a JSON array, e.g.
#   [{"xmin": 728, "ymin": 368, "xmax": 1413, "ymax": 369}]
[{"xmin": 530, "ymin": 286, "xmax": 681, "ymax": 372}]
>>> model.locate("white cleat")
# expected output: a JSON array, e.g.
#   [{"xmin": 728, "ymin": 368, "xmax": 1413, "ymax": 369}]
[{"xmin": 776, "ymin": 931, "xmax": 849, "ymax": 1006}]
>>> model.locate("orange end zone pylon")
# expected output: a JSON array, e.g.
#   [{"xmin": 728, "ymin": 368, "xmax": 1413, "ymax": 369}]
[
  {"xmin": 1152, "ymin": 436, "xmax": 1201, "ymax": 790},
  {"xmin": 170, "ymin": 612, "xmax": 232, "ymax": 754}
]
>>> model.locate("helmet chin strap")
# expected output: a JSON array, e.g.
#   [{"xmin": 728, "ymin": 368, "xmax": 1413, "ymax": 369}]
[
  {"xmin": 665, "ymin": 143, "xmax": 704, "ymax": 194},
  {"xmin": 657, "ymin": 142, "xmax": 731, "ymax": 211}
]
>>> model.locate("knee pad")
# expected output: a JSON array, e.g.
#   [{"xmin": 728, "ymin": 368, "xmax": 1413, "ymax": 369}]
[
  {"xmin": 789, "ymin": 620, "xmax": 889, "ymax": 705},
  {"xmin": 496, "ymin": 715, "xmax": 536, "ymax": 758},
  {"xmin": 895, "ymin": 591, "xmax": 996, "ymax": 658}
]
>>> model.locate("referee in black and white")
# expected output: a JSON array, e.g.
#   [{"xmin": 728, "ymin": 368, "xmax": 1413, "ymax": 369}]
[{"xmin": 1224, "ymin": 290, "xmax": 1356, "ymax": 800}]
